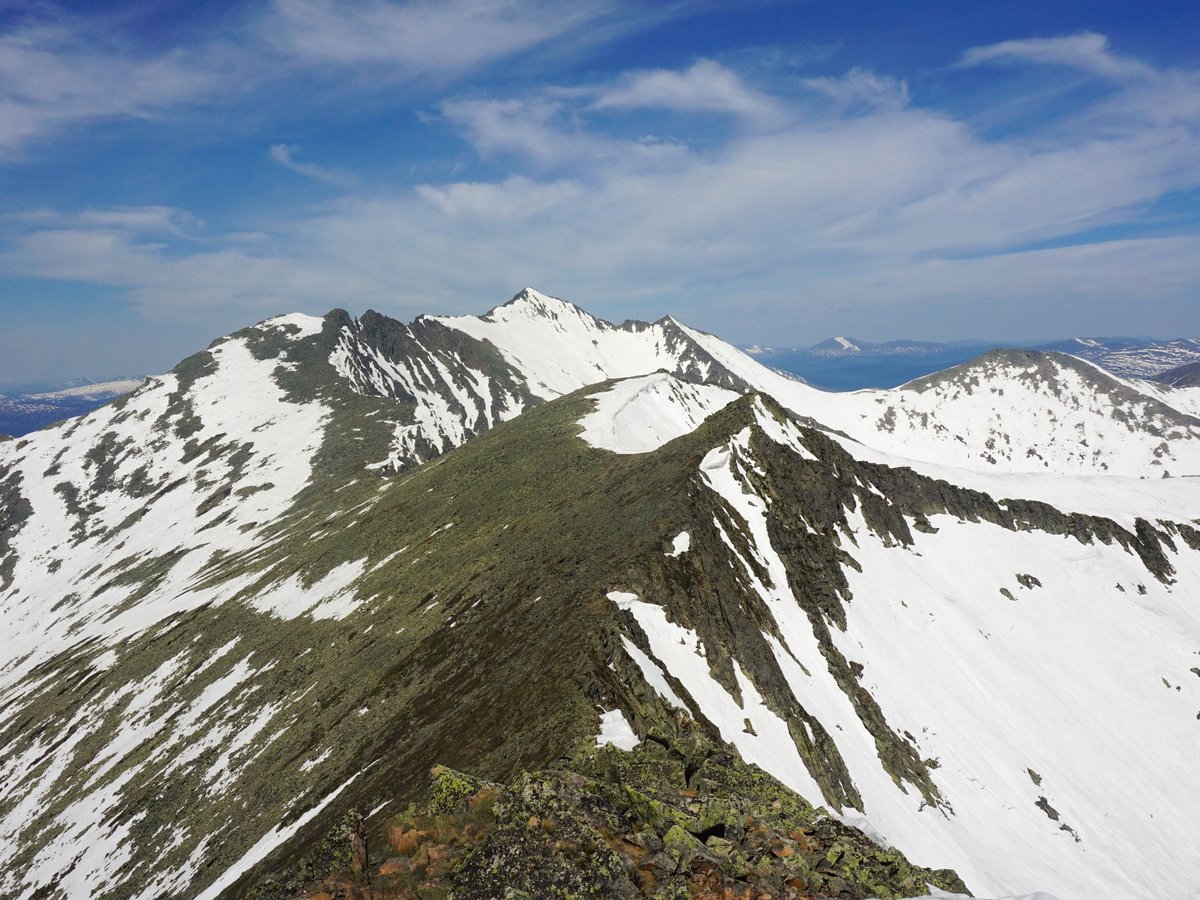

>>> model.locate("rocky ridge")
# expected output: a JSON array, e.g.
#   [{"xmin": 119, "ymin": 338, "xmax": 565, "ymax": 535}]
[
  {"xmin": 281, "ymin": 721, "xmax": 966, "ymax": 900},
  {"xmin": 1, "ymin": 292, "xmax": 1199, "ymax": 899}
]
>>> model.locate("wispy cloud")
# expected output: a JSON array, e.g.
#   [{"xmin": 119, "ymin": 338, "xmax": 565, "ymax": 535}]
[
  {"xmin": 439, "ymin": 95, "xmax": 689, "ymax": 169},
  {"xmin": 269, "ymin": 144, "xmax": 357, "ymax": 187},
  {"xmin": 0, "ymin": 220, "xmax": 370, "ymax": 321},
  {"xmin": 800, "ymin": 67, "xmax": 910, "ymax": 113},
  {"xmin": 258, "ymin": 0, "xmax": 624, "ymax": 74},
  {"xmin": 960, "ymin": 32, "xmax": 1153, "ymax": 81},
  {"xmin": 0, "ymin": 17, "xmax": 228, "ymax": 159},
  {"xmin": 0, "ymin": 0, "xmax": 662, "ymax": 159}
]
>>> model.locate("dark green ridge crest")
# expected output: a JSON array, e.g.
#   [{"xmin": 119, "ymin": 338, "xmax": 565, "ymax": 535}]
[{"xmin": 232, "ymin": 383, "xmax": 1186, "ymax": 893}]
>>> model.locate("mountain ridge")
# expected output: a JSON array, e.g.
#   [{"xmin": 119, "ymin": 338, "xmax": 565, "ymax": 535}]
[{"xmin": 2, "ymin": 290, "xmax": 1200, "ymax": 899}]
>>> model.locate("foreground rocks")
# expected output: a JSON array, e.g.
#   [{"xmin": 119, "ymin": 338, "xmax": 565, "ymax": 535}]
[{"xmin": 284, "ymin": 723, "xmax": 968, "ymax": 899}]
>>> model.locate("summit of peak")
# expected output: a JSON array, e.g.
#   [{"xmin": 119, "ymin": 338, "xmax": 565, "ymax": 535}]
[
  {"xmin": 509, "ymin": 287, "xmax": 575, "ymax": 309},
  {"xmin": 901, "ymin": 348, "xmax": 1111, "ymax": 392},
  {"xmin": 478, "ymin": 287, "xmax": 597, "ymax": 325},
  {"xmin": 514, "ymin": 286, "xmax": 553, "ymax": 302},
  {"xmin": 254, "ymin": 312, "xmax": 327, "ymax": 340}
]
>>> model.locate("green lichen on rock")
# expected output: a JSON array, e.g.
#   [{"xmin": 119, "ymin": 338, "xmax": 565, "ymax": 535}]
[
  {"xmin": 429, "ymin": 766, "xmax": 485, "ymax": 814},
  {"xmin": 286, "ymin": 722, "xmax": 968, "ymax": 899}
]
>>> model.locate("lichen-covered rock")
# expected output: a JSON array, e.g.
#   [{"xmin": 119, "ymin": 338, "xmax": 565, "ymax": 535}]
[
  {"xmin": 287, "ymin": 722, "xmax": 968, "ymax": 899},
  {"xmin": 428, "ymin": 766, "xmax": 485, "ymax": 814}
]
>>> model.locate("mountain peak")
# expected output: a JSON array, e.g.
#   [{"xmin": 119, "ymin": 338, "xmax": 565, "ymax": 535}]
[
  {"xmin": 809, "ymin": 336, "xmax": 866, "ymax": 355},
  {"xmin": 488, "ymin": 287, "xmax": 591, "ymax": 322},
  {"xmin": 929, "ymin": 347, "xmax": 1155, "ymax": 391},
  {"xmin": 514, "ymin": 286, "xmax": 554, "ymax": 303}
]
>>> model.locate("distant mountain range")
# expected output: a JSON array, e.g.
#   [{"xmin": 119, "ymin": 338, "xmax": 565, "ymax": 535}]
[
  {"xmin": 0, "ymin": 377, "xmax": 145, "ymax": 436},
  {"xmin": 750, "ymin": 336, "xmax": 1200, "ymax": 390}
]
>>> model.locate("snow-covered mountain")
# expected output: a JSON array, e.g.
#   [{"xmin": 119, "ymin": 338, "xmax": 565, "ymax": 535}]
[
  {"xmin": 2, "ymin": 289, "xmax": 1199, "ymax": 899},
  {"xmin": 803, "ymin": 336, "xmax": 956, "ymax": 359},
  {"xmin": 1039, "ymin": 336, "xmax": 1200, "ymax": 379}
]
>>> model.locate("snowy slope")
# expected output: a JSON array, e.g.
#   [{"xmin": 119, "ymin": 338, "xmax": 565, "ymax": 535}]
[
  {"xmin": 0, "ymin": 330, "xmax": 326, "ymax": 683},
  {"xmin": 577, "ymin": 373, "xmax": 738, "ymax": 454},
  {"xmin": 593, "ymin": 392, "xmax": 1200, "ymax": 900},
  {"xmin": 1134, "ymin": 376, "xmax": 1200, "ymax": 419},
  {"xmin": 666, "ymin": 325, "xmax": 1200, "ymax": 478},
  {"xmin": 0, "ymin": 322, "xmax": 355, "ymax": 897}
]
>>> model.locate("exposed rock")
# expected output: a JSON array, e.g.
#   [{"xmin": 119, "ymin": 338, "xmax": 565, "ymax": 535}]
[{"xmin": 285, "ymin": 722, "xmax": 968, "ymax": 899}]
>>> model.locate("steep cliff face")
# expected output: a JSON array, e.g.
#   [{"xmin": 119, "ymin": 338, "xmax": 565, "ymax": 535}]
[{"xmin": 326, "ymin": 309, "xmax": 539, "ymax": 470}]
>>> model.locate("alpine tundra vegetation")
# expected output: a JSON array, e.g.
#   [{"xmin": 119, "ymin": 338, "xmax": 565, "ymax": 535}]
[{"xmin": 2, "ymin": 290, "xmax": 1200, "ymax": 899}]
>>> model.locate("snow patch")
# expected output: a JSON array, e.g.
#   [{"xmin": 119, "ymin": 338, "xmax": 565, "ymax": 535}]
[
  {"xmin": 666, "ymin": 531, "xmax": 691, "ymax": 557},
  {"xmin": 578, "ymin": 373, "xmax": 738, "ymax": 454},
  {"xmin": 596, "ymin": 709, "xmax": 639, "ymax": 751},
  {"xmin": 260, "ymin": 313, "xmax": 324, "ymax": 339}
]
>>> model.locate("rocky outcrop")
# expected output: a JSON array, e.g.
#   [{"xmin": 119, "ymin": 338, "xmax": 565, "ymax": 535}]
[{"xmin": 282, "ymin": 722, "xmax": 968, "ymax": 899}]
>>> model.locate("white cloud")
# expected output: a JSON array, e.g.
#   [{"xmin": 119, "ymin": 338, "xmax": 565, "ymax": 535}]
[
  {"xmin": 960, "ymin": 32, "xmax": 1153, "ymax": 81},
  {"xmin": 269, "ymin": 144, "xmax": 357, "ymax": 187},
  {"xmin": 15, "ymin": 241, "xmax": 369, "ymax": 331},
  {"xmin": 439, "ymin": 95, "xmax": 692, "ymax": 170},
  {"xmin": 415, "ymin": 176, "xmax": 583, "ymax": 219},
  {"xmin": 591, "ymin": 59, "xmax": 779, "ymax": 119},
  {"xmin": 6, "ymin": 206, "xmax": 203, "ymax": 236},
  {"xmin": 0, "ymin": 19, "xmax": 229, "ymax": 158},
  {"xmin": 439, "ymin": 97, "xmax": 593, "ymax": 165},
  {"xmin": 800, "ymin": 67, "xmax": 910, "ymax": 112},
  {"xmin": 2, "ymin": 37, "xmax": 1199, "ymax": 347},
  {"xmin": 0, "ymin": 0, "xmax": 654, "ymax": 159}
]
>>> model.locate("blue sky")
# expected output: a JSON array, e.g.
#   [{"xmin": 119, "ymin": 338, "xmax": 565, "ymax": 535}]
[{"xmin": 1, "ymin": 0, "xmax": 1199, "ymax": 380}]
